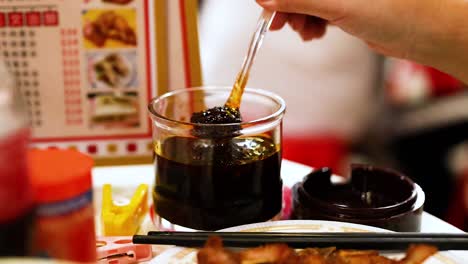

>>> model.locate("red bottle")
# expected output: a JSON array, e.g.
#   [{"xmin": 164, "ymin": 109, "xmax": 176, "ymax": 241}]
[
  {"xmin": 0, "ymin": 61, "xmax": 35, "ymax": 256},
  {"xmin": 29, "ymin": 149, "xmax": 96, "ymax": 262}
]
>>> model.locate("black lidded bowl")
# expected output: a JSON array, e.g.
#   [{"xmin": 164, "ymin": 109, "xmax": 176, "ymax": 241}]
[{"xmin": 291, "ymin": 164, "xmax": 425, "ymax": 232}]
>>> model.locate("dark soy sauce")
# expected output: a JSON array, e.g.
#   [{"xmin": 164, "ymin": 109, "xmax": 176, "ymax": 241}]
[{"xmin": 153, "ymin": 136, "xmax": 282, "ymax": 230}]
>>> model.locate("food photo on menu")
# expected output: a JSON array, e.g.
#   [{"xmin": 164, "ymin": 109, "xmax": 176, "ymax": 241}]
[
  {"xmin": 87, "ymin": 51, "xmax": 138, "ymax": 89},
  {"xmin": 87, "ymin": 92, "xmax": 140, "ymax": 129},
  {"xmin": 82, "ymin": 9, "xmax": 137, "ymax": 48},
  {"xmin": 1, "ymin": 0, "xmax": 468, "ymax": 264}
]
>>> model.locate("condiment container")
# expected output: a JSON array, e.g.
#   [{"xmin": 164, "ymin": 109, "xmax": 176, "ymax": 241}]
[
  {"xmin": 291, "ymin": 165, "xmax": 424, "ymax": 232},
  {"xmin": 28, "ymin": 149, "xmax": 96, "ymax": 262},
  {"xmin": 0, "ymin": 59, "xmax": 35, "ymax": 257},
  {"xmin": 148, "ymin": 87, "xmax": 286, "ymax": 231}
]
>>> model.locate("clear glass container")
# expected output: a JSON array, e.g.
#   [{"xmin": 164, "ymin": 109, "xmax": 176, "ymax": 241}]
[{"xmin": 148, "ymin": 87, "xmax": 286, "ymax": 231}]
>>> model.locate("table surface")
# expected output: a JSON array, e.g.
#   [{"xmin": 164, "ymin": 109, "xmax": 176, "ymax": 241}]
[{"xmin": 92, "ymin": 159, "xmax": 464, "ymax": 234}]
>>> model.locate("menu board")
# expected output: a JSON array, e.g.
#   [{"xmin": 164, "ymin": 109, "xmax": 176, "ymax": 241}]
[{"xmin": 0, "ymin": 0, "xmax": 202, "ymax": 165}]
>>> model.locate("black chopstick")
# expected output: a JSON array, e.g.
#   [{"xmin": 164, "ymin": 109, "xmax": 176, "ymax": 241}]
[
  {"xmin": 133, "ymin": 232, "xmax": 468, "ymax": 250},
  {"xmin": 147, "ymin": 231, "xmax": 467, "ymax": 238}
]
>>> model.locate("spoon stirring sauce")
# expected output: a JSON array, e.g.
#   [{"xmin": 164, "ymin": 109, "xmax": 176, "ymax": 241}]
[{"xmin": 190, "ymin": 10, "xmax": 276, "ymax": 128}]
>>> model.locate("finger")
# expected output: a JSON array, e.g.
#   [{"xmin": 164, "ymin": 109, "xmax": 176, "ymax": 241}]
[
  {"xmin": 270, "ymin": 12, "xmax": 289, "ymax": 30},
  {"xmin": 288, "ymin": 14, "xmax": 307, "ymax": 32},
  {"xmin": 256, "ymin": 0, "xmax": 347, "ymax": 21},
  {"xmin": 297, "ymin": 17, "xmax": 328, "ymax": 41},
  {"xmin": 365, "ymin": 41, "xmax": 398, "ymax": 58}
]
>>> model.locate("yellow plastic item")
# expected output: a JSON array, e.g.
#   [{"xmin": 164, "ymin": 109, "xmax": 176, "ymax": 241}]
[{"xmin": 101, "ymin": 184, "xmax": 149, "ymax": 236}]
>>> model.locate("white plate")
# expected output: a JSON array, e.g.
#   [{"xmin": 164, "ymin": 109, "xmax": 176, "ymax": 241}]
[{"xmin": 150, "ymin": 220, "xmax": 467, "ymax": 264}]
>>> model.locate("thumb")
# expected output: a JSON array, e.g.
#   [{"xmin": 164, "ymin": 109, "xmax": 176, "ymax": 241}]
[{"xmin": 255, "ymin": 0, "xmax": 347, "ymax": 22}]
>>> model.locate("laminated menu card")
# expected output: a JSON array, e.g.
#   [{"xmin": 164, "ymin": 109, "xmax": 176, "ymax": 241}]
[{"xmin": 0, "ymin": 0, "xmax": 202, "ymax": 165}]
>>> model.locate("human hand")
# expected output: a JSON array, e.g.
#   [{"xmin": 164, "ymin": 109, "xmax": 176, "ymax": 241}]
[
  {"xmin": 256, "ymin": 0, "xmax": 468, "ymax": 84},
  {"xmin": 269, "ymin": 12, "xmax": 328, "ymax": 41}
]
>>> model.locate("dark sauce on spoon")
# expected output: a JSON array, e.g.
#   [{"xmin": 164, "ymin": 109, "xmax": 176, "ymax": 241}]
[{"xmin": 190, "ymin": 106, "xmax": 242, "ymax": 138}]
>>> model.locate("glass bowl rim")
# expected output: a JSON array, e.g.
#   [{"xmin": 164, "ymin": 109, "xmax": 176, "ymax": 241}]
[{"xmin": 148, "ymin": 86, "xmax": 286, "ymax": 127}]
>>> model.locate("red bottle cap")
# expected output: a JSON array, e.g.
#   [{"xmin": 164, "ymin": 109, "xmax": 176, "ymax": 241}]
[{"xmin": 28, "ymin": 149, "xmax": 94, "ymax": 203}]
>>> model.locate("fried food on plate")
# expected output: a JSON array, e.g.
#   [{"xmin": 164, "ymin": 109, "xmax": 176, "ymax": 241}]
[{"xmin": 197, "ymin": 237, "xmax": 438, "ymax": 264}]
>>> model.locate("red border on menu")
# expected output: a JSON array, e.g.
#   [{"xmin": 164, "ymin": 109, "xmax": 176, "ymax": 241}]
[
  {"xmin": 31, "ymin": 0, "xmax": 185, "ymax": 143},
  {"xmin": 179, "ymin": 0, "xmax": 195, "ymax": 112},
  {"xmin": 179, "ymin": 0, "xmax": 191, "ymax": 88}
]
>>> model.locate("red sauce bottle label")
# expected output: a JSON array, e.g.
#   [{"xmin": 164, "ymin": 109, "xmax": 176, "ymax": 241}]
[{"xmin": 0, "ymin": 129, "xmax": 33, "ymax": 223}]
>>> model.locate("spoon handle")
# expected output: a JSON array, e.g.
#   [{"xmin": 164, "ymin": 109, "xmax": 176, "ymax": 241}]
[{"xmin": 225, "ymin": 10, "xmax": 276, "ymax": 109}]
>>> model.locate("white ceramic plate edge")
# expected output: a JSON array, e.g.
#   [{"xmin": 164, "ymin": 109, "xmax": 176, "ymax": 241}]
[{"xmin": 150, "ymin": 220, "xmax": 465, "ymax": 264}]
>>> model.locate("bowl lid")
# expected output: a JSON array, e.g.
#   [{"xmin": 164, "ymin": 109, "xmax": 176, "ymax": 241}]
[{"xmin": 295, "ymin": 165, "xmax": 418, "ymax": 219}]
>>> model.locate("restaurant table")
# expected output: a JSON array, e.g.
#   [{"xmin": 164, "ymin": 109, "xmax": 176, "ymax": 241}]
[{"xmin": 92, "ymin": 159, "xmax": 464, "ymax": 234}]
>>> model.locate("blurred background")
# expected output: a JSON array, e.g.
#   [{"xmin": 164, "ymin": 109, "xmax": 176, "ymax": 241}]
[{"xmin": 197, "ymin": 0, "xmax": 468, "ymax": 230}]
